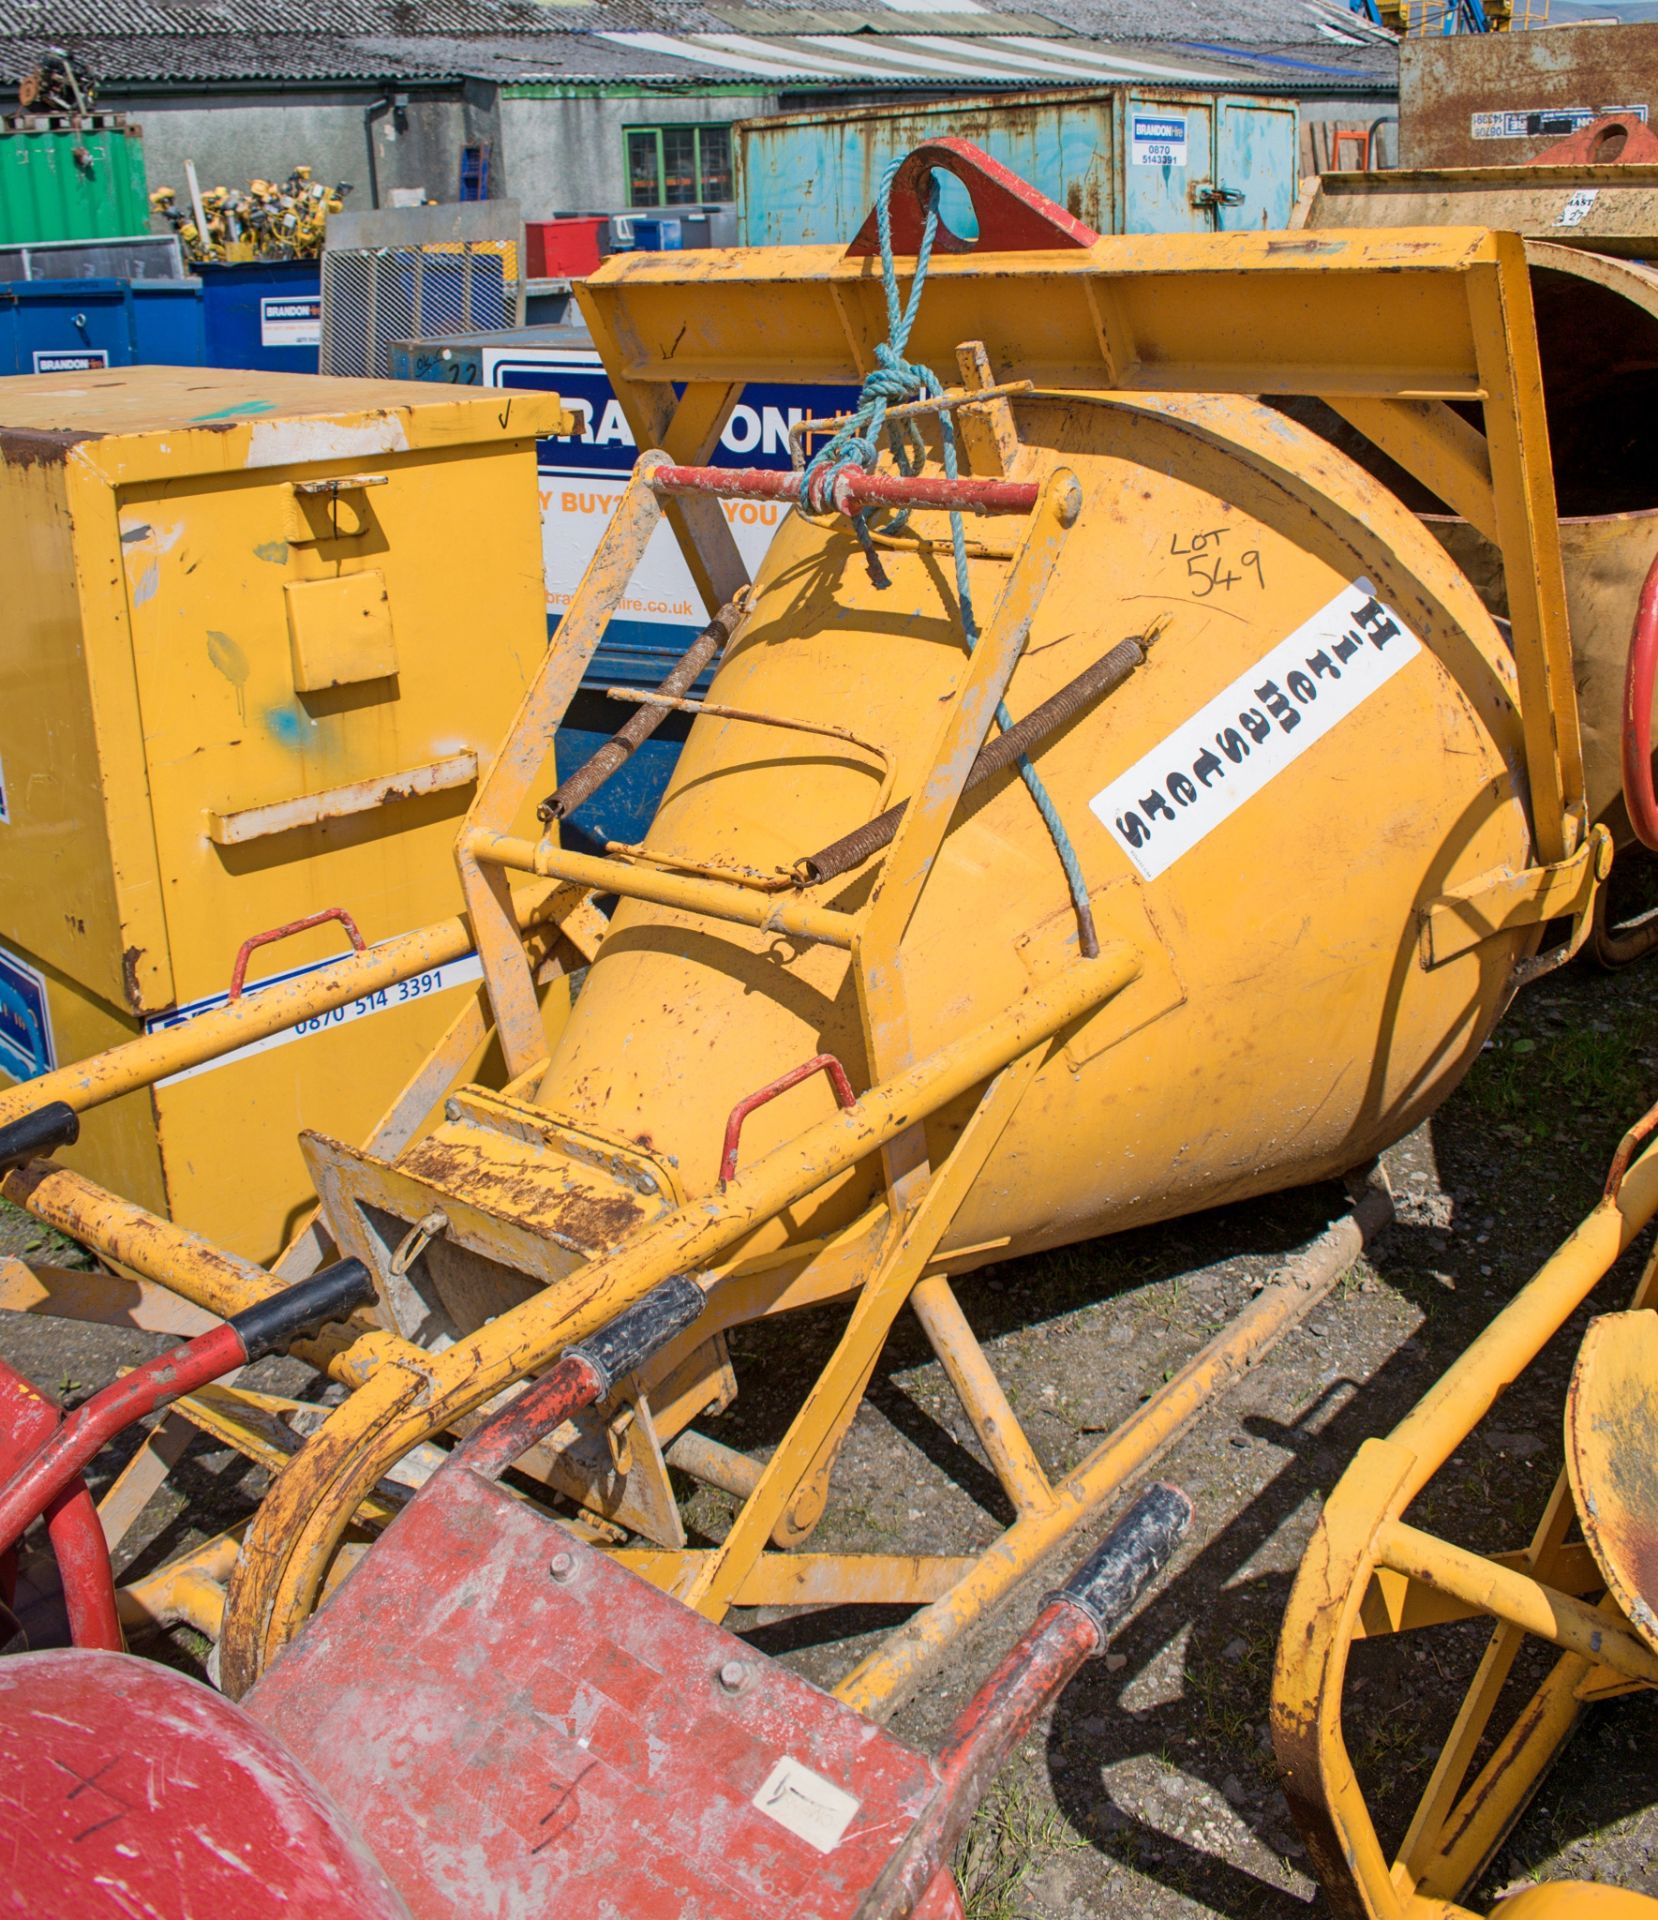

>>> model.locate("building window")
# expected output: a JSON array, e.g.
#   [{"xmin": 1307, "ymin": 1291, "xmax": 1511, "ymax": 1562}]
[{"xmin": 625, "ymin": 124, "xmax": 732, "ymax": 207}]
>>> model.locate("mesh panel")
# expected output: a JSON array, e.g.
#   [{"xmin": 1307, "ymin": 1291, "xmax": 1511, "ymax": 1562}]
[{"xmin": 319, "ymin": 241, "xmax": 522, "ymax": 378}]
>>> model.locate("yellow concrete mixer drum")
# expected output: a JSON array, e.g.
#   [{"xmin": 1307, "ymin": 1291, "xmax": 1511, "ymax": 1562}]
[{"xmin": 530, "ymin": 390, "xmax": 1535, "ymax": 1277}]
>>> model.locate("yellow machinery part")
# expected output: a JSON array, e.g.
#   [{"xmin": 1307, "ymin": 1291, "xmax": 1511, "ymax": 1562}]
[
  {"xmin": 0, "ymin": 223, "xmax": 1613, "ymax": 1705},
  {"xmin": 1272, "ymin": 1101, "xmax": 1658, "ymax": 1919},
  {"xmin": 0, "ymin": 368, "xmax": 570, "ymax": 1263}
]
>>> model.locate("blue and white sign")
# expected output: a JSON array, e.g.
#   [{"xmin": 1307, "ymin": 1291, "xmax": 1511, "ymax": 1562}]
[
  {"xmin": 1131, "ymin": 115, "xmax": 1189, "ymax": 168},
  {"xmin": 0, "ymin": 944, "xmax": 54, "ymax": 1083},
  {"xmin": 32, "ymin": 348, "xmax": 109, "ymax": 374},
  {"xmin": 482, "ymin": 344, "xmax": 856, "ymax": 633},
  {"xmin": 261, "ymin": 295, "xmax": 322, "ymax": 348}
]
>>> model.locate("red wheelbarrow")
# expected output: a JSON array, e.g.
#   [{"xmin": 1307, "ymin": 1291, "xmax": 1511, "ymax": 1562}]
[{"xmin": 0, "ymin": 1240, "xmax": 1189, "ymax": 1920}]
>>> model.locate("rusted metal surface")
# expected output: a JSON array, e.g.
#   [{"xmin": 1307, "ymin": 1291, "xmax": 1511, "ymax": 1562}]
[
  {"xmin": 539, "ymin": 600, "xmax": 741, "ymax": 825},
  {"xmin": 1566, "ymin": 1311, "xmax": 1658, "ymax": 1653},
  {"xmin": 653, "ymin": 463, "xmax": 1040, "ymax": 518},
  {"xmin": 219, "ymin": 950, "xmax": 1140, "ymax": 1693},
  {"xmin": 720, "ymin": 1055, "xmax": 857, "ymax": 1187},
  {"xmin": 796, "ymin": 626, "xmax": 1157, "ymax": 887},
  {"xmin": 1534, "ymin": 112, "xmax": 1658, "ymax": 168},
  {"xmin": 1624, "ymin": 551, "xmax": 1658, "ymax": 852},
  {"xmin": 0, "ymin": 1651, "xmax": 413, "ymax": 1919},
  {"xmin": 1399, "ymin": 26, "xmax": 1658, "ymax": 168},
  {"xmin": 208, "ymin": 751, "xmax": 479, "ymax": 848}
]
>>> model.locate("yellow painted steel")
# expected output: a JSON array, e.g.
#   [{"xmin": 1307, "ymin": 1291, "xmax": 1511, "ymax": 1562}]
[
  {"xmin": 1272, "ymin": 1122, "xmax": 1658, "ymax": 1920},
  {"xmin": 0, "ymin": 366, "xmax": 571, "ymax": 1263},
  {"xmin": 0, "ymin": 223, "xmax": 1614, "ymax": 1712}
]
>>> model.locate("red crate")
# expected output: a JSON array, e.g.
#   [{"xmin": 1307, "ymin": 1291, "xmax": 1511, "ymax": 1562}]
[{"xmin": 527, "ymin": 215, "xmax": 608, "ymax": 278}]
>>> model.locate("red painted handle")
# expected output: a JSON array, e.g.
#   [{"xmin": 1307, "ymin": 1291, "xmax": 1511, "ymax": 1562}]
[
  {"xmin": 229, "ymin": 906, "xmax": 366, "ymax": 1001},
  {"xmin": 719, "ymin": 1053, "xmax": 856, "ymax": 1187},
  {"xmin": 1622, "ymin": 550, "xmax": 1658, "ymax": 853},
  {"xmin": 844, "ymin": 136, "xmax": 1099, "ymax": 259}
]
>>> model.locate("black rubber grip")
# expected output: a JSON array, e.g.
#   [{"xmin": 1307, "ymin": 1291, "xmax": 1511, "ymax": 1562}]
[
  {"xmin": 1050, "ymin": 1482, "xmax": 1192, "ymax": 1640},
  {"xmin": 228, "ymin": 1258, "xmax": 377, "ymax": 1364},
  {"xmin": 0, "ymin": 1101, "xmax": 79, "ymax": 1175},
  {"xmin": 565, "ymin": 1274, "xmax": 705, "ymax": 1396}
]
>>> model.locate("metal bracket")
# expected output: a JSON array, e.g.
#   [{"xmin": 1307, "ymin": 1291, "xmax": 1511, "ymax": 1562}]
[{"xmin": 1418, "ymin": 824, "xmax": 1611, "ymax": 969}]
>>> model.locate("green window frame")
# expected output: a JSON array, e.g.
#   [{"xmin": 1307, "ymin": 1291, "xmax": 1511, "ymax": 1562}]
[{"xmin": 624, "ymin": 123, "xmax": 733, "ymax": 208}]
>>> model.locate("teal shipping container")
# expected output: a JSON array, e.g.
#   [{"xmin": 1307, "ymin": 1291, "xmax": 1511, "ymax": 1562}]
[
  {"xmin": 0, "ymin": 114, "xmax": 149, "ymax": 245},
  {"xmin": 735, "ymin": 87, "xmax": 1299, "ymax": 246}
]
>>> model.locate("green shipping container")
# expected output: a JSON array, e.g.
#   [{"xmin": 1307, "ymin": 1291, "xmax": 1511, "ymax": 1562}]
[{"xmin": 0, "ymin": 116, "xmax": 148, "ymax": 245}]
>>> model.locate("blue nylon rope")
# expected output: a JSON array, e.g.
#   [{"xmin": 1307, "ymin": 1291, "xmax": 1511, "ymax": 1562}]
[{"xmin": 800, "ymin": 158, "xmax": 1098, "ymax": 959}]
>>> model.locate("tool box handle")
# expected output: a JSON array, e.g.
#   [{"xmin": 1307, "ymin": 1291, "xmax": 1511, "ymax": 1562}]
[{"xmin": 230, "ymin": 906, "xmax": 367, "ymax": 1001}]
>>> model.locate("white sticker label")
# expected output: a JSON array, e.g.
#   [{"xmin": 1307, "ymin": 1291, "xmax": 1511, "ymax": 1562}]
[
  {"xmin": 1089, "ymin": 581, "xmax": 1422, "ymax": 881},
  {"xmin": 32, "ymin": 348, "xmax": 109, "ymax": 374},
  {"xmin": 144, "ymin": 948, "xmax": 482, "ymax": 1088},
  {"xmin": 1131, "ymin": 114, "xmax": 1189, "ymax": 167},
  {"xmin": 751, "ymin": 1756, "xmax": 860, "ymax": 1855},
  {"xmin": 261, "ymin": 295, "xmax": 322, "ymax": 347},
  {"xmin": 1556, "ymin": 187, "xmax": 1599, "ymax": 228}
]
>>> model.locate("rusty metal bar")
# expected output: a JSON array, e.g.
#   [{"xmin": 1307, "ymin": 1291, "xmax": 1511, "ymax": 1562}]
[
  {"xmin": 650, "ymin": 463, "xmax": 1040, "ymax": 517},
  {"xmin": 537, "ymin": 598, "xmax": 743, "ymax": 825},
  {"xmin": 797, "ymin": 623, "xmax": 1158, "ymax": 887},
  {"xmin": 1375, "ymin": 1520, "xmax": 1658, "ymax": 1685}
]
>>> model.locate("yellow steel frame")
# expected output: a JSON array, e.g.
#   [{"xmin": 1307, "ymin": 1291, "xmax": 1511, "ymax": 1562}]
[
  {"xmin": 577, "ymin": 227, "xmax": 1584, "ymax": 870},
  {"xmin": 1272, "ymin": 1114, "xmax": 1658, "ymax": 1919},
  {"xmin": 0, "ymin": 227, "xmax": 1601, "ymax": 1703}
]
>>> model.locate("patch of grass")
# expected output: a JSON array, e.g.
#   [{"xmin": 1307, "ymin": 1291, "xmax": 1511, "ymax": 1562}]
[
  {"xmin": 1463, "ymin": 1026, "xmax": 1648, "ymax": 1140},
  {"xmin": 955, "ymin": 1779, "xmax": 1085, "ymax": 1920}
]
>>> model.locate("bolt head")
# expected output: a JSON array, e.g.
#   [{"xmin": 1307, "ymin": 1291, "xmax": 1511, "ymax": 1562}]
[
  {"xmin": 549, "ymin": 1551, "xmax": 576, "ymax": 1582},
  {"xmin": 717, "ymin": 1659, "xmax": 746, "ymax": 1694},
  {"xmin": 444, "ymin": 1098, "xmax": 462, "ymax": 1123}
]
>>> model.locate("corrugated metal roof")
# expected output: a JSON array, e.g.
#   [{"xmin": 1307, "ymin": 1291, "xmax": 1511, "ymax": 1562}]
[{"xmin": 0, "ymin": 0, "xmax": 1397, "ymax": 89}]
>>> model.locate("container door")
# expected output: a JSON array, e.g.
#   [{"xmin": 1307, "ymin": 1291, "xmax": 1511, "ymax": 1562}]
[
  {"xmin": 1213, "ymin": 99, "xmax": 1301, "ymax": 232},
  {"xmin": 1121, "ymin": 95, "xmax": 1214, "ymax": 235},
  {"xmin": 15, "ymin": 282, "xmax": 131, "ymax": 373}
]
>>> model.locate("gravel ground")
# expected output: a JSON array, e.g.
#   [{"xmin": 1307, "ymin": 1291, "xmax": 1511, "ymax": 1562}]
[{"xmin": 4, "ymin": 933, "xmax": 1658, "ymax": 1917}]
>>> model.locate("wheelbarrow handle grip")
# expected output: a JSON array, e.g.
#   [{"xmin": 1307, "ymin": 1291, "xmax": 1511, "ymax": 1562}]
[
  {"xmin": 565, "ymin": 1274, "xmax": 706, "ymax": 1400},
  {"xmin": 228, "ymin": 1258, "xmax": 377, "ymax": 1365},
  {"xmin": 453, "ymin": 1275, "xmax": 707, "ymax": 1482},
  {"xmin": 1048, "ymin": 1481, "xmax": 1193, "ymax": 1642},
  {"xmin": 0, "ymin": 1100, "xmax": 79, "ymax": 1176}
]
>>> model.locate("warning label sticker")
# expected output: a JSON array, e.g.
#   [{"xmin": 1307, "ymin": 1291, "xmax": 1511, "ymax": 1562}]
[
  {"xmin": 1131, "ymin": 114, "xmax": 1189, "ymax": 167},
  {"xmin": 1089, "ymin": 581, "xmax": 1422, "ymax": 882}
]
